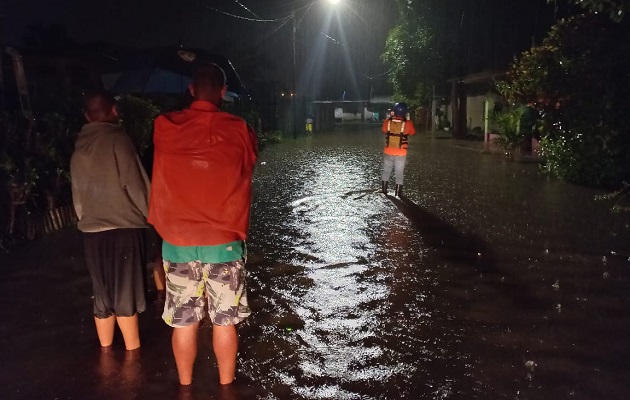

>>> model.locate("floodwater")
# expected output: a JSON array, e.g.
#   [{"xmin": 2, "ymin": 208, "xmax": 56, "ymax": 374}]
[{"xmin": 1, "ymin": 125, "xmax": 629, "ymax": 400}]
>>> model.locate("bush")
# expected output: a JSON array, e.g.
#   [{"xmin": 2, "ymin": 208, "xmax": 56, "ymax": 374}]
[
  {"xmin": 497, "ymin": 14, "xmax": 630, "ymax": 185},
  {"xmin": 265, "ymin": 130, "xmax": 283, "ymax": 144},
  {"xmin": 540, "ymin": 126, "xmax": 624, "ymax": 185},
  {"xmin": 117, "ymin": 95, "xmax": 162, "ymax": 158},
  {"xmin": 491, "ymin": 107, "xmax": 525, "ymax": 157}
]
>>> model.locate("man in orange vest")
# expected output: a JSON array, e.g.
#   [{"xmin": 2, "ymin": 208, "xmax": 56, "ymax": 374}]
[{"xmin": 381, "ymin": 102, "xmax": 416, "ymax": 197}]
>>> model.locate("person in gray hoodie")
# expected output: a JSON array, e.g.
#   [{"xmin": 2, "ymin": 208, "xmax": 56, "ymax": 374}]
[{"xmin": 70, "ymin": 90, "xmax": 150, "ymax": 351}]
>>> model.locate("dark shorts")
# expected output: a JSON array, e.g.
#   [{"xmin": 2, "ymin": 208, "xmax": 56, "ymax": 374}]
[
  {"xmin": 162, "ymin": 259, "xmax": 250, "ymax": 327},
  {"xmin": 82, "ymin": 228, "xmax": 147, "ymax": 318}
]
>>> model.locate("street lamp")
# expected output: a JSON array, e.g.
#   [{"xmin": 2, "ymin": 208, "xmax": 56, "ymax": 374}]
[{"xmin": 289, "ymin": 0, "xmax": 341, "ymax": 138}]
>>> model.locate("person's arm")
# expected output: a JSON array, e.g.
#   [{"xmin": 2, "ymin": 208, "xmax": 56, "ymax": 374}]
[
  {"xmin": 116, "ymin": 133, "xmax": 150, "ymax": 217},
  {"xmin": 381, "ymin": 119, "xmax": 389, "ymax": 134},
  {"xmin": 69, "ymin": 159, "xmax": 83, "ymax": 221},
  {"xmin": 405, "ymin": 120, "xmax": 417, "ymax": 136},
  {"xmin": 247, "ymin": 124, "xmax": 259, "ymax": 160}
]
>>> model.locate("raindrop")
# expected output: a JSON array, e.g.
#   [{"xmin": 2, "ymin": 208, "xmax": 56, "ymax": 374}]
[
  {"xmin": 555, "ymin": 304, "xmax": 562, "ymax": 313},
  {"xmin": 552, "ymin": 280, "xmax": 559, "ymax": 291},
  {"xmin": 610, "ymin": 251, "xmax": 617, "ymax": 256},
  {"xmin": 524, "ymin": 360, "xmax": 536, "ymax": 371},
  {"xmin": 602, "ymin": 272, "xmax": 609, "ymax": 279},
  {"xmin": 602, "ymin": 256, "xmax": 607, "ymax": 264},
  {"xmin": 544, "ymin": 249, "xmax": 549, "ymax": 254},
  {"xmin": 260, "ymin": 161, "xmax": 266, "ymax": 165}
]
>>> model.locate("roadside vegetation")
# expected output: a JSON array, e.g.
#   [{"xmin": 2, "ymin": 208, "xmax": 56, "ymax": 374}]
[
  {"xmin": 0, "ymin": 89, "xmax": 274, "ymax": 247},
  {"xmin": 383, "ymin": 0, "xmax": 630, "ymax": 199}
]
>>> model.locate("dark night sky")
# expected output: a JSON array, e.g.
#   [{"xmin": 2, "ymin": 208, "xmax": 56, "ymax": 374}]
[
  {"xmin": 1, "ymin": 0, "xmax": 563, "ymax": 101},
  {"xmin": 2, "ymin": 0, "xmax": 398, "ymax": 100}
]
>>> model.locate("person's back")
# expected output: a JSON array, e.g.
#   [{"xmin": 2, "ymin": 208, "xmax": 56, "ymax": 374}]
[
  {"xmin": 380, "ymin": 103, "xmax": 416, "ymax": 197},
  {"xmin": 382, "ymin": 117, "xmax": 416, "ymax": 156},
  {"xmin": 70, "ymin": 90, "xmax": 149, "ymax": 352},
  {"xmin": 149, "ymin": 63, "xmax": 257, "ymax": 388},
  {"xmin": 149, "ymin": 104, "xmax": 256, "ymax": 246},
  {"xmin": 72, "ymin": 121, "xmax": 149, "ymax": 232}
]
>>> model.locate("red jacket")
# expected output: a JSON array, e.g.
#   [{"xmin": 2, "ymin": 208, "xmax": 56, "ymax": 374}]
[{"xmin": 148, "ymin": 101, "xmax": 258, "ymax": 246}]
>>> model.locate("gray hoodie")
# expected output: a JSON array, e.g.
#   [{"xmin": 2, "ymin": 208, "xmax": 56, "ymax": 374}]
[{"xmin": 70, "ymin": 121, "xmax": 150, "ymax": 232}]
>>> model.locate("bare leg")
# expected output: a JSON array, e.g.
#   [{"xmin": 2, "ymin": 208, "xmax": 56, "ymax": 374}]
[
  {"xmin": 117, "ymin": 314, "xmax": 141, "ymax": 350},
  {"xmin": 172, "ymin": 323, "xmax": 199, "ymax": 385},
  {"xmin": 213, "ymin": 324, "xmax": 238, "ymax": 385},
  {"xmin": 94, "ymin": 315, "xmax": 116, "ymax": 347},
  {"xmin": 152, "ymin": 259, "xmax": 166, "ymax": 291}
]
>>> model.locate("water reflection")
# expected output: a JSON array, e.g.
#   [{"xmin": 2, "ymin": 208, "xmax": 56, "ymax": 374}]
[
  {"xmin": 244, "ymin": 130, "xmax": 630, "ymax": 399},
  {"xmin": 96, "ymin": 348, "xmax": 143, "ymax": 396},
  {"xmin": 2, "ymin": 130, "xmax": 629, "ymax": 399}
]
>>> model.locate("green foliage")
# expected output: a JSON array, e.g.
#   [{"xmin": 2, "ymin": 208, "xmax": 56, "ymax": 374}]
[
  {"xmin": 491, "ymin": 108, "xmax": 525, "ymax": 156},
  {"xmin": 381, "ymin": 2, "xmax": 439, "ymax": 107},
  {"xmin": 539, "ymin": 127, "xmax": 623, "ymax": 185},
  {"xmin": 557, "ymin": 0, "xmax": 630, "ymax": 21},
  {"xmin": 497, "ymin": 14, "xmax": 630, "ymax": 185},
  {"xmin": 595, "ymin": 182, "xmax": 630, "ymax": 213},
  {"xmin": 32, "ymin": 113, "xmax": 77, "ymax": 208},
  {"xmin": 0, "ymin": 111, "xmax": 79, "ymax": 211},
  {"xmin": 117, "ymin": 95, "xmax": 162, "ymax": 157},
  {"xmin": 436, "ymin": 113, "xmax": 450, "ymax": 130},
  {"xmin": 265, "ymin": 130, "xmax": 283, "ymax": 144}
]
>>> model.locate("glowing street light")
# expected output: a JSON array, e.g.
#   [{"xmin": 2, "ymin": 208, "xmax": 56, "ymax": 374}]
[{"xmin": 289, "ymin": 0, "xmax": 341, "ymax": 137}]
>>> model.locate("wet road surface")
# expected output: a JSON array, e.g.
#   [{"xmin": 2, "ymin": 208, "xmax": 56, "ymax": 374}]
[{"xmin": 1, "ymin": 126, "xmax": 629, "ymax": 399}]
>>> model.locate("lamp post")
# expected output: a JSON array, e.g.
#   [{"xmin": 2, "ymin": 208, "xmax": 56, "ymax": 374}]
[
  {"xmin": 289, "ymin": 0, "xmax": 341, "ymax": 138},
  {"xmin": 291, "ymin": 7, "xmax": 297, "ymax": 138},
  {"xmin": 0, "ymin": 0, "xmax": 4, "ymax": 111}
]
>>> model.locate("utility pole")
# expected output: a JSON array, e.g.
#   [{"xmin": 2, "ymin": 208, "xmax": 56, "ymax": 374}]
[
  {"xmin": 0, "ymin": 0, "xmax": 4, "ymax": 112},
  {"xmin": 291, "ymin": 8, "xmax": 297, "ymax": 139}
]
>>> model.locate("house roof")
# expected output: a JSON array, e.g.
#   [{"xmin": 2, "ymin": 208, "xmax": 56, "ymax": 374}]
[{"xmin": 447, "ymin": 70, "xmax": 506, "ymax": 84}]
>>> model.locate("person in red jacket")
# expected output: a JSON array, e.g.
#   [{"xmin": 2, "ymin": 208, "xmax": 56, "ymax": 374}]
[
  {"xmin": 381, "ymin": 102, "xmax": 416, "ymax": 197},
  {"xmin": 148, "ymin": 63, "xmax": 258, "ymax": 387}
]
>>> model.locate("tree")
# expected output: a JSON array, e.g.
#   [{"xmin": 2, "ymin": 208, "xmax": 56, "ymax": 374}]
[
  {"xmin": 382, "ymin": 0, "xmax": 560, "ymax": 107},
  {"xmin": 558, "ymin": 0, "xmax": 630, "ymax": 21},
  {"xmin": 497, "ymin": 13, "xmax": 630, "ymax": 185},
  {"xmin": 381, "ymin": 1, "xmax": 440, "ymax": 107}
]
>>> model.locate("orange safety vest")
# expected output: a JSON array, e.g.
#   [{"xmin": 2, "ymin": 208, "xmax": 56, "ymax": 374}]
[{"xmin": 382, "ymin": 117, "xmax": 416, "ymax": 156}]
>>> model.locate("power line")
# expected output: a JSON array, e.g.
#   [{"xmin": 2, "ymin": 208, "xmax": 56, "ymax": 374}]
[
  {"xmin": 200, "ymin": 2, "xmax": 284, "ymax": 22},
  {"xmin": 232, "ymin": 0, "xmax": 260, "ymax": 19}
]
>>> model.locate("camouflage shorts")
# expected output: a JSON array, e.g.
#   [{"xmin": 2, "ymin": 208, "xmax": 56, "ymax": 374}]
[{"xmin": 162, "ymin": 259, "xmax": 251, "ymax": 327}]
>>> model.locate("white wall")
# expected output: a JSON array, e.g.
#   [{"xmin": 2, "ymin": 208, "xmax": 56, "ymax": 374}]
[{"xmin": 466, "ymin": 94, "xmax": 486, "ymax": 130}]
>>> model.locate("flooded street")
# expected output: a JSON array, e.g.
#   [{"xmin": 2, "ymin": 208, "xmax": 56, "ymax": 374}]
[
  {"xmin": 1, "ymin": 125, "xmax": 629, "ymax": 399},
  {"xmin": 242, "ymin": 126, "xmax": 630, "ymax": 399}
]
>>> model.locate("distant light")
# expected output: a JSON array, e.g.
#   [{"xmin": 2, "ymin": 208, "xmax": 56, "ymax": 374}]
[{"xmin": 327, "ymin": 0, "xmax": 341, "ymax": 4}]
